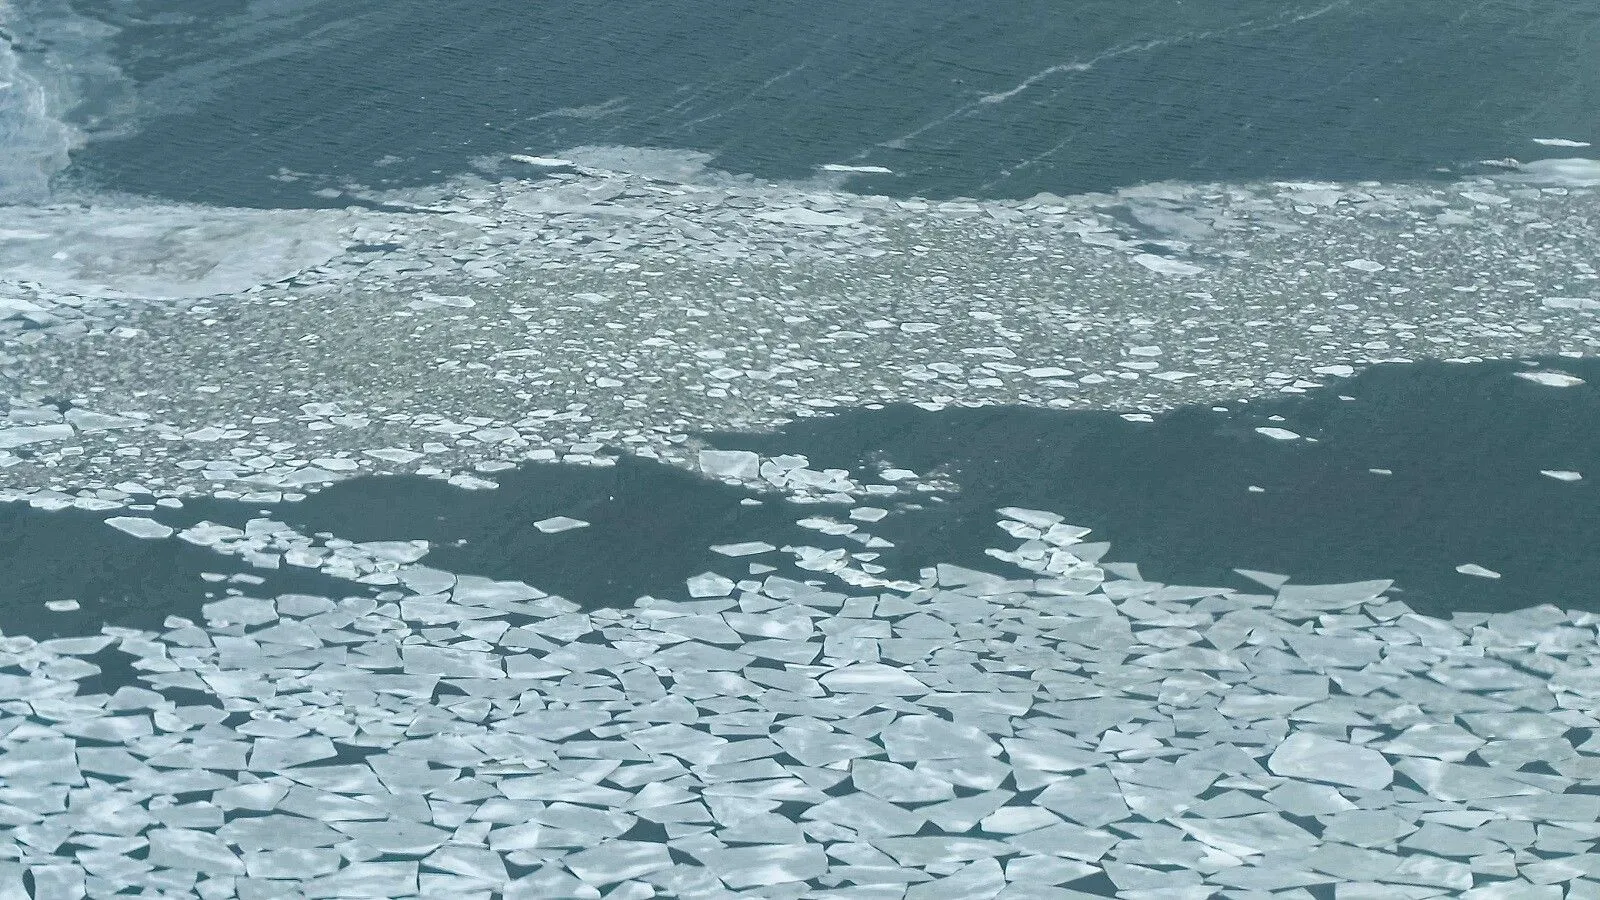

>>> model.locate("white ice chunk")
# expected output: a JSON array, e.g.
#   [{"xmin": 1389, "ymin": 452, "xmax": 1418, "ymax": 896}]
[
  {"xmin": 686, "ymin": 572, "xmax": 735, "ymax": 598},
  {"xmin": 881, "ymin": 715, "xmax": 1001, "ymax": 761},
  {"xmin": 754, "ymin": 208, "xmax": 861, "ymax": 228},
  {"xmin": 698, "ymin": 449, "xmax": 760, "ymax": 479},
  {"xmin": 997, "ymin": 507, "xmax": 1064, "ymax": 528},
  {"xmin": 64, "ymin": 409, "xmax": 143, "ymax": 432},
  {"xmin": 692, "ymin": 844, "xmax": 827, "ymax": 888},
  {"xmin": 104, "ymin": 516, "xmax": 174, "ymax": 540},
  {"xmin": 820, "ymin": 164, "xmax": 894, "ymax": 174},
  {"xmin": 0, "ymin": 423, "xmax": 73, "ymax": 448},
  {"xmin": 365, "ymin": 448, "xmax": 425, "ymax": 464},
  {"xmin": 1267, "ymin": 732, "xmax": 1392, "ymax": 790},
  {"xmin": 1542, "ymin": 297, "xmax": 1600, "ymax": 311},
  {"xmin": 533, "ymin": 516, "xmax": 589, "ymax": 534},
  {"xmin": 1532, "ymin": 138, "xmax": 1592, "ymax": 147},
  {"xmin": 820, "ymin": 663, "xmax": 930, "ymax": 696},
  {"xmin": 1341, "ymin": 259, "xmax": 1386, "ymax": 272},
  {"xmin": 1502, "ymin": 157, "xmax": 1600, "ymax": 186},
  {"xmin": 0, "ymin": 205, "xmax": 351, "ymax": 300},
  {"xmin": 1540, "ymin": 469, "xmax": 1582, "ymax": 481},
  {"xmin": 1514, "ymin": 371, "xmax": 1585, "ymax": 387},
  {"xmin": 508, "ymin": 154, "xmax": 577, "ymax": 167},
  {"xmin": 1455, "ymin": 563, "xmax": 1501, "ymax": 579},
  {"xmin": 1132, "ymin": 254, "xmax": 1203, "ymax": 276},
  {"xmin": 561, "ymin": 841, "xmax": 673, "ymax": 884},
  {"xmin": 710, "ymin": 541, "xmax": 776, "ymax": 557},
  {"xmin": 1255, "ymin": 426, "xmax": 1301, "ymax": 440}
]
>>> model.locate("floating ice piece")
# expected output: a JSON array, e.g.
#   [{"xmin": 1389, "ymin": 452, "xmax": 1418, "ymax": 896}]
[
  {"xmin": 1540, "ymin": 470, "xmax": 1582, "ymax": 481},
  {"xmin": 1132, "ymin": 254, "xmax": 1203, "ymax": 276},
  {"xmin": 1455, "ymin": 563, "xmax": 1501, "ymax": 579},
  {"xmin": 365, "ymin": 448, "xmax": 424, "ymax": 464},
  {"xmin": 820, "ymin": 663, "xmax": 930, "ymax": 695},
  {"xmin": 998, "ymin": 507, "xmax": 1064, "ymax": 528},
  {"xmin": 754, "ymin": 207, "xmax": 861, "ymax": 228},
  {"xmin": 1255, "ymin": 426, "xmax": 1301, "ymax": 440},
  {"xmin": 851, "ymin": 760, "xmax": 956, "ymax": 803},
  {"xmin": 533, "ymin": 516, "xmax": 589, "ymax": 534},
  {"xmin": 1313, "ymin": 364, "xmax": 1355, "ymax": 377},
  {"xmin": 692, "ymin": 844, "xmax": 828, "ymax": 888},
  {"xmin": 1341, "ymin": 259, "xmax": 1386, "ymax": 272},
  {"xmin": 562, "ymin": 841, "xmax": 673, "ymax": 884},
  {"xmin": 1542, "ymin": 297, "xmax": 1600, "ymax": 311},
  {"xmin": 1275, "ymin": 580, "xmax": 1391, "ymax": 611},
  {"xmin": 104, "ymin": 516, "xmax": 174, "ymax": 540},
  {"xmin": 1500, "ymin": 157, "xmax": 1600, "ymax": 187},
  {"xmin": 881, "ymin": 715, "xmax": 1001, "ymax": 762},
  {"xmin": 64, "ymin": 409, "xmax": 143, "ymax": 432},
  {"xmin": 1235, "ymin": 569, "xmax": 1290, "ymax": 590},
  {"xmin": 1267, "ymin": 732, "xmax": 1392, "ymax": 790},
  {"xmin": 686, "ymin": 572, "xmax": 735, "ymax": 598},
  {"xmin": 146, "ymin": 828, "xmax": 245, "ymax": 875},
  {"xmin": 710, "ymin": 541, "xmax": 776, "ymax": 557},
  {"xmin": 1023, "ymin": 366, "xmax": 1076, "ymax": 379},
  {"xmin": 46, "ymin": 599, "xmax": 79, "ymax": 612},
  {"xmin": 820, "ymin": 163, "xmax": 894, "ymax": 174},
  {"xmin": 0, "ymin": 423, "xmax": 73, "ymax": 448},
  {"xmin": 698, "ymin": 449, "xmax": 760, "ymax": 479},
  {"xmin": 1533, "ymin": 138, "xmax": 1592, "ymax": 147},
  {"xmin": 508, "ymin": 154, "xmax": 576, "ymax": 166},
  {"xmin": 0, "ymin": 205, "xmax": 350, "ymax": 299},
  {"xmin": 1514, "ymin": 370, "xmax": 1585, "ymax": 387}
]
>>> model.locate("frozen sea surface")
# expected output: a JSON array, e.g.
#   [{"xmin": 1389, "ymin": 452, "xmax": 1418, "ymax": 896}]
[{"xmin": 2, "ymin": 501, "xmax": 1599, "ymax": 897}]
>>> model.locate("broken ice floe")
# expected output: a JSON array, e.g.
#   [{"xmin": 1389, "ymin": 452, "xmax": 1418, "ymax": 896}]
[
  {"xmin": 1514, "ymin": 370, "xmax": 1585, "ymax": 388},
  {"xmin": 3, "ymin": 149, "xmax": 1600, "ymax": 501},
  {"xmin": 532, "ymin": 516, "xmax": 589, "ymax": 533},
  {"xmin": 3, "ymin": 503, "xmax": 1598, "ymax": 897}
]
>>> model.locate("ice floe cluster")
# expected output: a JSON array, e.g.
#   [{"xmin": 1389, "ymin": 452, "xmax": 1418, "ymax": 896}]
[
  {"xmin": 1, "ymin": 148, "xmax": 1598, "ymax": 496},
  {"xmin": 2, "ymin": 507, "xmax": 1599, "ymax": 898}
]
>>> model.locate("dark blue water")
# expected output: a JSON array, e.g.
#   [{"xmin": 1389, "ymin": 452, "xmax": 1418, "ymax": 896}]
[{"xmin": 62, "ymin": 0, "xmax": 1600, "ymax": 207}]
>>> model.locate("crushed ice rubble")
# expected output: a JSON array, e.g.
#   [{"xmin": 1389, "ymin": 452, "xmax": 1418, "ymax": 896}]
[
  {"xmin": 2, "ymin": 149, "xmax": 1600, "ymax": 499},
  {"xmin": 4, "ymin": 506, "xmax": 1600, "ymax": 899}
]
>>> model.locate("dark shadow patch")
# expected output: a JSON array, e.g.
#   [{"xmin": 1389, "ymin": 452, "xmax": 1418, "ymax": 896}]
[{"xmin": 705, "ymin": 357, "xmax": 1600, "ymax": 616}]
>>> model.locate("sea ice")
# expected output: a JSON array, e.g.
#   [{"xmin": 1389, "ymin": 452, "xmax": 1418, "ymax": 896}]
[
  {"xmin": 1132, "ymin": 254, "xmax": 1204, "ymax": 276},
  {"xmin": 1514, "ymin": 371, "xmax": 1585, "ymax": 387},
  {"xmin": 1455, "ymin": 563, "xmax": 1501, "ymax": 579},
  {"xmin": 533, "ymin": 516, "xmax": 589, "ymax": 533},
  {"xmin": 1539, "ymin": 470, "xmax": 1582, "ymax": 481},
  {"xmin": 698, "ymin": 449, "xmax": 761, "ymax": 480},
  {"xmin": 1255, "ymin": 426, "xmax": 1301, "ymax": 440},
  {"xmin": 1341, "ymin": 259, "xmax": 1386, "ymax": 272},
  {"xmin": 692, "ymin": 844, "xmax": 828, "ymax": 888},
  {"xmin": 104, "ymin": 516, "xmax": 174, "ymax": 539},
  {"xmin": 1267, "ymin": 732, "xmax": 1392, "ymax": 789}
]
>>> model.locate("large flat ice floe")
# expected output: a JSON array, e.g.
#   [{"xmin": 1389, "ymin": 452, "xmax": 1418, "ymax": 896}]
[
  {"xmin": 1, "ymin": 508, "xmax": 1598, "ymax": 898},
  {"xmin": 0, "ymin": 205, "xmax": 353, "ymax": 300}
]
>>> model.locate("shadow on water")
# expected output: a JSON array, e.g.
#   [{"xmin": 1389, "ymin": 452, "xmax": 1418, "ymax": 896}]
[
  {"xmin": 3, "ymin": 357, "xmax": 1597, "ymax": 647},
  {"xmin": 708, "ymin": 357, "xmax": 1600, "ymax": 617}
]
